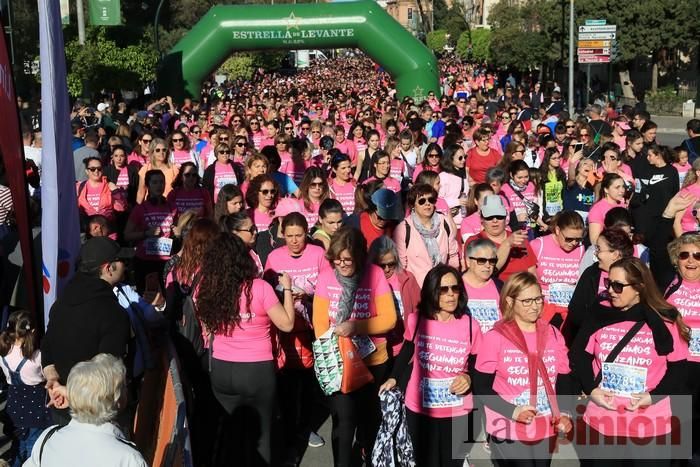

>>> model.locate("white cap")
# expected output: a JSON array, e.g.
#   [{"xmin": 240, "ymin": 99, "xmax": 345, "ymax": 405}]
[{"xmin": 97, "ymin": 103, "xmax": 109, "ymax": 112}]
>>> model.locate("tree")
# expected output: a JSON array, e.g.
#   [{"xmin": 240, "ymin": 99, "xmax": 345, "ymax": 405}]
[
  {"xmin": 456, "ymin": 28, "xmax": 491, "ymax": 62},
  {"xmin": 488, "ymin": 0, "xmax": 549, "ymax": 71},
  {"xmin": 426, "ymin": 30, "xmax": 449, "ymax": 54}
]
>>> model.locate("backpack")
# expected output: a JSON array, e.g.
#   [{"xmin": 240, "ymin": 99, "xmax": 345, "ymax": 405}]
[{"xmin": 403, "ymin": 218, "xmax": 451, "ymax": 249}]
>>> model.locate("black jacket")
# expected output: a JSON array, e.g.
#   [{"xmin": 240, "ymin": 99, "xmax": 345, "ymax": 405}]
[
  {"xmin": 202, "ymin": 161, "xmax": 244, "ymax": 202},
  {"xmin": 103, "ymin": 163, "xmax": 139, "ymax": 206},
  {"xmin": 631, "ymin": 164, "xmax": 679, "ymax": 241},
  {"xmin": 41, "ymin": 273, "xmax": 131, "ymax": 384},
  {"xmin": 561, "ymin": 263, "xmax": 603, "ymax": 348}
]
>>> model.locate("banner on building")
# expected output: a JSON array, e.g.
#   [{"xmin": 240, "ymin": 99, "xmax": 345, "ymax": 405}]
[{"xmin": 88, "ymin": 0, "xmax": 121, "ymax": 26}]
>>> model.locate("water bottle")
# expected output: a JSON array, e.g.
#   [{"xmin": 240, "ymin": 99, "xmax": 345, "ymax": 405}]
[{"xmin": 459, "ymin": 192, "xmax": 468, "ymax": 217}]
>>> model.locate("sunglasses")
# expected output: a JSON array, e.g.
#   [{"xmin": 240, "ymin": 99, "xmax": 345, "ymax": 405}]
[
  {"xmin": 469, "ymin": 257, "xmax": 498, "ymax": 266},
  {"xmin": 378, "ymin": 261, "xmax": 397, "ymax": 270},
  {"xmin": 153, "ymin": 148, "xmax": 166, "ymax": 153},
  {"xmin": 678, "ymin": 251, "xmax": 700, "ymax": 261},
  {"xmin": 417, "ymin": 196, "xmax": 436, "ymax": 206},
  {"xmin": 218, "ymin": 150, "xmax": 231, "ymax": 154},
  {"xmin": 604, "ymin": 278, "xmax": 637, "ymax": 294},
  {"xmin": 232, "ymin": 119, "xmax": 241, "ymax": 123},
  {"xmin": 566, "ymin": 125, "xmax": 576, "ymax": 129},
  {"xmin": 483, "ymin": 215, "xmax": 506, "ymax": 221},
  {"xmin": 235, "ymin": 226, "xmax": 258, "ymax": 234},
  {"xmin": 285, "ymin": 126, "xmax": 293, "ymax": 130},
  {"xmin": 564, "ymin": 236, "xmax": 584, "ymax": 244},
  {"xmin": 141, "ymin": 138, "xmax": 152, "ymax": 143},
  {"xmin": 219, "ymin": 137, "xmax": 230, "ymax": 141},
  {"xmin": 427, "ymin": 153, "xmax": 440, "ymax": 158},
  {"xmin": 87, "ymin": 166, "xmax": 102, "ymax": 172},
  {"xmin": 172, "ymin": 138, "xmax": 184, "ymax": 142},
  {"xmin": 301, "ymin": 126, "xmax": 310, "ymax": 131},
  {"xmin": 192, "ymin": 130, "xmax": 201, "ymax": 134},
  {"xmin": 250, "ymin": 121, "xmax": 259, "ymax": 125},
  {"xmin": 260, "ymin": 189, "xmax": 277, "ymax": 196},
  {"xmin": 456, "ymin": 156, "xmax": 465, "ymax": 161},
  {"xmin": 580, "ymin": 134, "xmax": 590, "ymax": 138},
  {"xmin": 606, "ymin": 155, "xmax": 618, "ymax": 161},
  {"xmin": 310, "ymin": 182, "xmax": 324, "ymax": 188},
  {"xmin": 236, "ymin": 142, "xmax": 246, "ymax": 147},
  {"xmin": 439, "ymin": 285, "xmax": 461, "ymax": 295}
]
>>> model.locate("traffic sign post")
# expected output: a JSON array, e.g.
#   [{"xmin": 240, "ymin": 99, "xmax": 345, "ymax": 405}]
[{"xmin": 578, "ymin": 21, "xmax": 617, "ymax": 105}]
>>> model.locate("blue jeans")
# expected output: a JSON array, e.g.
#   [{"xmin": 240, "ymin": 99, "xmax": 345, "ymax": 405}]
[{"xmin": 13, "ymin": 427, "xmax": 43, "ymax": 467}]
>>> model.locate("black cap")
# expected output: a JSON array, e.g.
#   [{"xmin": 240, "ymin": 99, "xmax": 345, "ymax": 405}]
[{"xmin": 80, "ymin": 237, "xmax": 134, "ymax": 270}]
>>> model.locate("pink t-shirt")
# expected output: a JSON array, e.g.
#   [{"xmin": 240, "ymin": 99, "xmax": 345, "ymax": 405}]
[
  {"xmin": 167, "ymin": 187, "xmax": 210, "ymax": 217},
  {"xmin": 460, "ymin": 212, "xmax": 483, "ymax": 241},
  {"xmin": 679, "ymin": 184, "xmax": 700, "ymax": 233},
  {"xmin": 412, "ymin": 165, "xmax": 440, "ymax": 182},
  {"xmin": 289, "ymin": 159, "xmax": 313, "ymax": 186},
  {"xmin": 390, "ymin": 158, "xmax": 406, "ymax": 180},
  {"xmin": 335, "ymin": 139, "xmax": 358, "ymax": 164},
  {"xmin": 476, "ymin": 325, "xmax": 570, "ymax": 441},
  {"xmin": 588, "ymin": 198, "xmax": 627, "ymax": 227},
  {"xmin": 583, "ymin": 320, "xmax": 688, "ymax": 437},
  {"xmin": 279, "ymin": 150, "xmax": 293, "ymax": 176},
  {"xmin": 500, "ymin": 182, "xmax": 538, "ymax": 220},
  {"xmin": 314, "ymin": 264, "xmax": 392, "ymax": 351},
  {"xmin": 364, "ymin": 176, "xmax": 401, "ymax": 193},
  {"xmin": 116, "ymin": 167, "xmax": 130, "ymax": 189},
  {"xmin": 674, "ymin": 162, "xmax": 690, "ymax": 189},
  {"xmin": 530, "ymin": 235, "xmax": 584, "ymax": 308},
  {"xmin": 463, "ymin": 279, "xmax": 501, "ymax": 334},
  {"xmin": 85, "ymin": 183, "xmax": 101, "ymax": 212},
  {"xmin": 298, "ymin": 199, "xmax": 321, "ymax": 227},
  {"xmin": 329, "ymin": 179, "xmax": 356, "ymax": 215},
  {"xmin": 213, "ymin": 162, "xmax": 238, "ymax": 201},
  {"xmin": 667, "ymin": 280, "xmax": 700, "ymax": 362},
  {"xmin": 206, "ymin": 279, "xmax": 281, "ymax": 363},
  {"xmin": 404, "ymin": 312, "xmax": 481, "ymax": 418},
  {"xmin": 128, "ymin": 200, "xmax": 177, "ymax": 260},
  {"xmin": 250, "ymin": 207, "xmax": 275, "ymax": 231},
  {"xmin": 171, "ymin": 149, "xmax": 194, "ymax": 166},
  {"xmin": 264, "ymin": 244, "xmax": 327, "ymax": 295}
]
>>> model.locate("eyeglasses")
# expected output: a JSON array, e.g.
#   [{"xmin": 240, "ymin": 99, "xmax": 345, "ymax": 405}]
[
  {"xmin": 260, "ymin": 189, "xmax": 277, "ymax": 196},
  {"xmin": 378, "ymin": 261, "xmax": 397, "ymax": 270},
  {"xmin": 416, "ymin": 196, "xmax": 436, "ymax": 206},
  {"xmin": 310, "ymin": 182, "xmax": 324, "ymax": 188},
  {"xmin": 604, "ymin": 278, "xmax": 637, "ymax": 294},
  {"xmin": 183, "ymin": 172, "xmax": 197, "ymax": 178},
  {"xmin": 483, "ymin": 215, "xmax": 506, "ymax": 221},
  {"xmin": 439, "ymin": 285, "xmax": 461, "ymax": 295},
  {"xmin": 678, "ymin": 251, "xmax": 700, "ymax": 261},
  {"xmin": 218, "ymin": 150, "xmax": 231, "ymax": 154},
  {"xmin": 564, "ymin": 236, "xmax": 583, "ymax": 244},
  {"xmin": 235, "ymin": 226, "xmax": 258, "ymax": 234},
  {"xmin": 87, "ymin": 166, "xmax": 102, "ymax": 172},
  {"xmin": 236, "ymin": 143, "xmax": 246, "ymax": 147},
  {"xmin": 250, "ymin": 121, "xmax": 259, "ymax": 125},
  {"xmin": 515, "ymin": 296, "xmax": 545, "ymax": 306},
  {"xmin": 427, "ymin": 153, "xmax": 440, "ymax": 158},
  {"xmin": 334, "ymin": 257, "xmax": 354, "ymax": 266},
  {"xmin": 153, "ymin": 148, "xmax": 166, "ymax": 153},
  {"xmin": 469, "ymin": 257, "xmax": 498, "ymax": 266},
  {"xmin": 172, "ymin": 138, "xmax": 184, "ymax": 143}
]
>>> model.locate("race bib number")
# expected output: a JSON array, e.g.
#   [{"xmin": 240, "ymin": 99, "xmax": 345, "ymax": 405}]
[
  {"xmin": 144, "ymin": 237, "xmax": 173, "ymax": 257},
  {"xmin": 217, "ymin": 176, "xmax": 237, "ymax": 188},
  {"xmin": 421, "ymin": 377, "xmax": 462, "ymax": 409},
  {"xmin": 548, "ymin": 283, "xmax": 575, "ymax": 307},
  {"xmin": 468, "ymin": 299, "xmax": 499, "ymax": 333},
  {"xmin": 601, "ymin": 362, "xmax": 647, "ymax": 396},
  {"xmin": 513, "ymin": 387, "xmax": 552, "ymax": 416},
  {"xmin": 351, "ymin": 335, "xmax": 376, "ymax": 359},
  {"xmin": 689, "ymin": 329, "xmax": 700, "ymax": 357},
  {"xmin": 545, "ymin": 202, "xmax": 563, "ymax": 217}
]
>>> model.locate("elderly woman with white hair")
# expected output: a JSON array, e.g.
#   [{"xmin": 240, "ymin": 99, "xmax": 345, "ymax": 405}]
[{"xmin": 25, "ymin": 354, "xmax": 147, "ymax": 467}]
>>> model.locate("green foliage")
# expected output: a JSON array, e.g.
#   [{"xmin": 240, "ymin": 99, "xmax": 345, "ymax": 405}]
[
  {"xmin": 426, "ymin": 30, "xmax": 449, "ymax": 53},
  {"xmin": 64, "ymin": 27, "xmax": 158, "ymax": 97},
  {"xmin": 217, "ymin": 51, "xmax": 287, "ymax": 80},
  {"xmin": 456, "ymin": 28, "xmax": 491, "ymax": 62},
  {"xmin": 645, "ymin": 86, "xmax": 685, "ymax": 114},
  {"xmin": 488, "ymin": 0, "xmax": 550, "ymax": 70},
  {"xmin": 433, "ymin": 1, "xmax": 469, "ymax": 46}
]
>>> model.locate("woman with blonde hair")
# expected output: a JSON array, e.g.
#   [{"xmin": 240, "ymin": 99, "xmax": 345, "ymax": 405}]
[
  {"xmin": 136, "ymin": 137, "xmax": 179, "ymax": 203},
  {"xmin": 474, "ymin": 272, "xmax": 573, "ymax": 467}
]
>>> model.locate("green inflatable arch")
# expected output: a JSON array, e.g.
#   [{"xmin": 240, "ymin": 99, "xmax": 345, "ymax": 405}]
[{"xmin": 158, "ymin": 0, "xmax": 439, "ymax": 102}]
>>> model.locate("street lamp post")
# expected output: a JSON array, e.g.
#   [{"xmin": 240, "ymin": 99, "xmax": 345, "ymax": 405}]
[{"xmin": 568, "ymin": 0, "xmax": 574, "ymax": 115}]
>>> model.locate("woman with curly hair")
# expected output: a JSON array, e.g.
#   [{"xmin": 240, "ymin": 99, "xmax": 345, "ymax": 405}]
[
  {"xmin": 196, "ymin": 233, "xmax": 294, "ymax": 466},
  {"xmin": 246, "ymin": 174, "xmax": 281, "ymax": 232}
]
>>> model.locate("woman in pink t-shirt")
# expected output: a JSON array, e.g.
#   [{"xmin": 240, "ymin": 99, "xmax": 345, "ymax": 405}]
[
  {"xmin": 438, "ymin": 144, "xmax": 470, "ymax": 225},
  {"xmin": 462, "ymin": 238, "xmax": 501, "ymax": 334},
  {"xmin": 570, "ymin": 258, "xmax": 689, "ymax": 466},
  {"xmin": 474, "ymin": 272, "xmax": 573, "ymax": 465},
  {"xmin": 379, "ymin": 265, "xmax": 480, "ymax": 467},
  {"xmin": 363, "ymin": 150, "xmax": 402, "ymax": 193},
  {"xmin": 202, "ymin": 143, "xmax": 241, "ymax": 203},
  {"xmin": 167, "ymin": 162, "xmax": 213, "ymax": 219},
  {"xmin": 460, "ymin": 183, "xmax": 494, "ymax": 242},
  {"xmin": 168, "ymin": 129, "xmax": 198, "ymax": 167},
  {"xmin": 328, "ymin": 153, "xmax": 357, "ymax": 215},
  {"xmin": 673, "ymin": 158, "xmax": 700, "ymax": 236},
  {"xmin": 414, "ymin": 171, "xmax": 453, "ymax": 221},
  {"xmin": 221, "ymin": 212, "xmax": 263, "ymax": 275},
  {"xmin": 530, "ymin": 211, "xmax": 585, "ymax": 328},
  {"xmin": 246, "ymin": 174, "xmax": 280, "ymax": 232},
  {"xmin": 240, "ymin": 153, "xmax": 269, "ymax": 198},
  {"xmin": 500, "ymin": 160, "xmax": 541, "ymax": 234},
  {"xmin": 588, "ymin": 173, "xmax": 628, "ymax": 244},
  {"xmin": 196, "ymin": 233, "xmax": 295, "ymax": 466},
  {"xmin": 297, "ymin": 167, "xmax": 329, "ymax": 228}
]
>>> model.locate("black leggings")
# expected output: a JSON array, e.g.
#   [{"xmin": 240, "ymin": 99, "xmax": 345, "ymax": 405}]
[
  {"xmin": 209, "ymin": 359, "xmax": 276, "ymax": 467},
  {"xmin": 328, "ymin": 362, "xmax": 389, "ymax": 467},
  {"xmin": 406, "ymin": 409, "xmax": 473, "ymax": 467}
]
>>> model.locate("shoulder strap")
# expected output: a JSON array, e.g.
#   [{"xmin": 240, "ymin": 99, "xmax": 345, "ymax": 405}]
[
  {"xmin": 39, "ymin": 425, "xmax": 64, "ymax": 465},
  {"xmin": 442, "ymin": 219, "xmax": 450, "ymax": 236},
  {"xmin": 77, "ymin": 180, "xmax": 87, "ymax": 198},
  {"xmin": 404, "ymin": 220, "xmax": 411, "ymax": 249},
  {"xmin": 0, "ymin": 356, "xmax": 9, "ymax": 374},
  {"xmin": 664, "ymin": 275, "xmax": 683, "ymax": 300},
  {"xmin": 14, "ymin": 357, "xmax": 28, "ymax": 375},
  {"xmin": 593, "ymin": 320, "xmax": 645, "ymax": 386}
]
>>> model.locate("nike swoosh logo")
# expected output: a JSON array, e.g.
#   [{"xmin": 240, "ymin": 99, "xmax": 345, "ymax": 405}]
[{"xmin": 648, "ymin": 176, "xmax": 668, "ymax": 185}]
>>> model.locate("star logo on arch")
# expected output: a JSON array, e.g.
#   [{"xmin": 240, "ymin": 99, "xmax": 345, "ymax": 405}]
[
  {"xmin": 412, "ymin": 85, "xmax": 426, "ymax": 102},
  {"xmin": 286, "ymin": 12, "xmax": 301, "ymax": 31}
]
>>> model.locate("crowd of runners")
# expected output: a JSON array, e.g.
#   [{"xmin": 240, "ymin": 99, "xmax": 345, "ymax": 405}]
[{"xmin": 3, "ymin": 54, "xmax": 700, "ymax": 467}]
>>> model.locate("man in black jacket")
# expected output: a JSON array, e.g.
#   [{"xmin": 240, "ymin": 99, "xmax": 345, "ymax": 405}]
[{"xmin": 42, "ymin": 237, "xmax": 133, "ymax": 425}]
